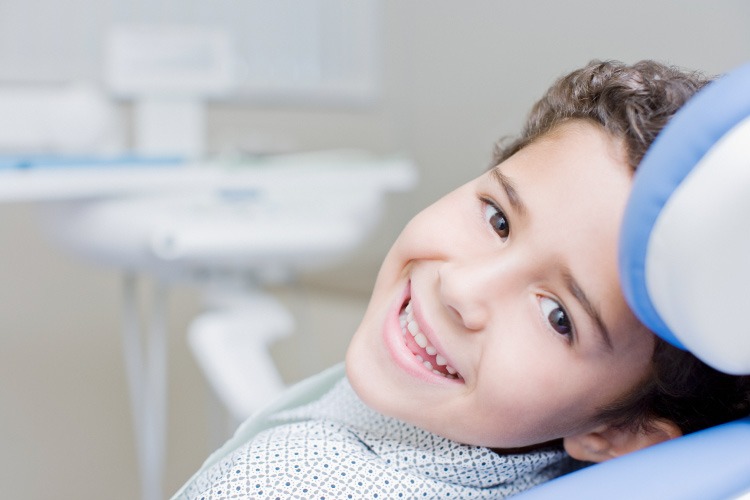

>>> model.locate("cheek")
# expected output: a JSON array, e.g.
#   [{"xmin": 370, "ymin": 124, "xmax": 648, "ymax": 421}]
[
  {"xmin": 474, "ymin": 333, "xmax": 620, "ymax": 442},
  {"xmin": 388, "ymin": 192, "xmax": 478, "ymax": 264},
  {"xmin": 396, "ymin": 208, "xmax": 453, "ymax": 252},
  {"xmin": 476, "ymin": 329, "xmax": 572, "ymax": 414}
]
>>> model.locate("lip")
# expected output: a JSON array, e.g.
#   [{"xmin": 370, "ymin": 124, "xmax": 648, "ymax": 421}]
[{"xmin": 382, "ymin": 280, "xmax": 463, "ymax": 384}]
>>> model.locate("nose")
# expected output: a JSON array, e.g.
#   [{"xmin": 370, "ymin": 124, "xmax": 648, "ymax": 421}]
[{"xmin": 438, "ymin": 255, "xmax": 517, "ymax": 332}]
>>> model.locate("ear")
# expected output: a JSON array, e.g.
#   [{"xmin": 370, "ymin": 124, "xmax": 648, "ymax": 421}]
[{"xmin": 563, "ymin": 419, "xmax": 682, "ymax": 463}]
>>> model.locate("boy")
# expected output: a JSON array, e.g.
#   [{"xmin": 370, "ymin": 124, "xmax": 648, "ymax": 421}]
[{"xmin": 173, "ymin": 60, "xmax": 750, "ymax": 499}]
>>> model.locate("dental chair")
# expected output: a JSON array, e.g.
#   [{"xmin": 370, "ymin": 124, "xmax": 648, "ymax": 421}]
[{"xmin": 518, "ymin": 62, "xmax": 750, "ymax": 499}]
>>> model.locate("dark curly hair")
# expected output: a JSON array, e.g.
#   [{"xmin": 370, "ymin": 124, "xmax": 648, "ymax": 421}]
[{"xmin": 494, "ymin": 60, "xmax": 750, "ymax": 435}]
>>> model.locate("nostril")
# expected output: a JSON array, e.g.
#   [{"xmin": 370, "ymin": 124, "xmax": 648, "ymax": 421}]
[
  {"xmin": 444, "ymin": 300, "xmax": 486, "ymax": 332},
  {"xmin": 439, "ymin": 265, "xmax": 487, "ymax": 332},
  {"xmin": 445, "ymin": 304, "xmax": 463, "ymax": 325}
]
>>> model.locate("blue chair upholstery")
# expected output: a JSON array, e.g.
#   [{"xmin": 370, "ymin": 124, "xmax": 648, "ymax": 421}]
[{"xmin": 519, "ymin": 62, "xmax": 750, "ymax": 499}]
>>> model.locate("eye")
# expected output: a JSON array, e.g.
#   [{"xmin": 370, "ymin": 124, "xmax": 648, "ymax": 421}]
[
  {"xmin": 539, "ymin": 296, "xmax": 574, "ymax": 339},
  {"xmin": 483, "ymin": 200, "xmax": 510, "ymax": 239}
]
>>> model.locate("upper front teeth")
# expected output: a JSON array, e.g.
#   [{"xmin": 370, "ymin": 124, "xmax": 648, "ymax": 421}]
[
  {"xmin": 407, "ymin": 321, "xmax": 419, "ymax": 335},
  {"xmin": 401, "ymin": 300, "xmax": 459, "ymax": 379}
]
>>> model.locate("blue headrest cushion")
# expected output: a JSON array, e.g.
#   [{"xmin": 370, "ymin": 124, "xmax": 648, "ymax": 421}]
[{"xmin": 619, "ymin": 61, "xmax": 750, "ymax": 374}]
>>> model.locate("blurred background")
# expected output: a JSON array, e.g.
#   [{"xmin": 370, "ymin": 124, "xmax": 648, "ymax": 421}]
[{"xmin": 0, "ymin": 1, "xmax": 748, "ymax": 498}]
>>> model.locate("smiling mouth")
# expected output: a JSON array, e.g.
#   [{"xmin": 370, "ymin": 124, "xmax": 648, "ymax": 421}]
[{"xmin": 400, "ymin": 299, "xmax": 462, "ymax": 380}]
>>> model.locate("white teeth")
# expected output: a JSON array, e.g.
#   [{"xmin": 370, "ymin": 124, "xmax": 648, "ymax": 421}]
[
  {"xmin": 400, "ymin": 299, "xmax": 461, "ymax": 380},
  {"xmin": 407, "ymin": 321, "xmax": 419, "ymax": 335}
]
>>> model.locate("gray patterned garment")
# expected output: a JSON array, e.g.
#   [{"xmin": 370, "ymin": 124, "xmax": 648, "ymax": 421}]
[{"xmin": 181, "ymin": 378, "xmax": 576, "ymax": 499}]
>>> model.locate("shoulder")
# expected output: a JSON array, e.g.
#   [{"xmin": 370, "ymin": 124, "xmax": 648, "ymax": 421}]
[
  {"xmin": 182, "ymin": 417, "xmax": 379, "ymax": 499},
  {"xmin": 170, "ymin": 363, "xmax": 346, "ymax": 499}
]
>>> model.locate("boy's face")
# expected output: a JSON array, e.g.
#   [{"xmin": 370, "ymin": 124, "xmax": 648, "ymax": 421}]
[{"xmin": 346, "ymin": 120, "xmax": 654, "ymax": 449}]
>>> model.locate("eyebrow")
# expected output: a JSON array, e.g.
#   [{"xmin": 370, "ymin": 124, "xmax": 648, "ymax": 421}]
[
  {"xmin": 562, "ymin": 268, "xmax": 614, "ymax": 351},
  {"xmin": 491, "ymin": 167, "xmax": 527, "ymax": 217}
]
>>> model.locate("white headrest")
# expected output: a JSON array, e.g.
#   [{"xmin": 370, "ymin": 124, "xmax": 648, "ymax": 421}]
[{"xmin": 619, "ymin": 62, "xmax": 750, "ymax": 375}]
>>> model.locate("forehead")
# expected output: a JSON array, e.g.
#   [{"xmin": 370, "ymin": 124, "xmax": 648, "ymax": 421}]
[
  {"xmin": 513, "ymin": 120, "xmax": 629, "ymax": 173},
  {"xmin": 498, "ymin": 120, "xmax": 630, "ymax": 210}
]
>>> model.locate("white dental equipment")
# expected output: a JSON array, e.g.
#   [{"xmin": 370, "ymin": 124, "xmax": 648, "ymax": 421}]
[
  {"xmin": 0, "ymin": 152, "xmax": 416, "ymax": 500},
  {"xmin": 0, "ymin": 11, "xmax": 393, "ymax": 498}
]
